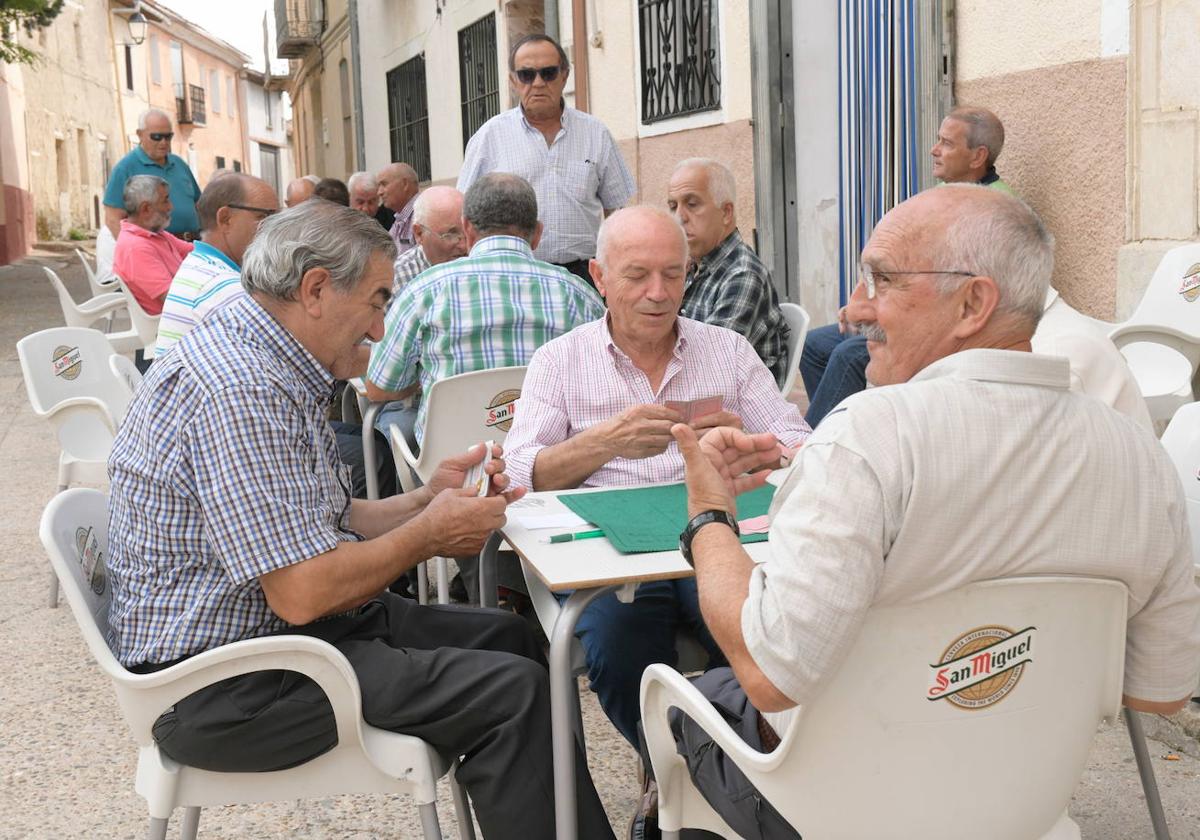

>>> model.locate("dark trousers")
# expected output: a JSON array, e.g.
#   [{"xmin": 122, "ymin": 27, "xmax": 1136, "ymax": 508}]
[
  {"xmin": 798, "ymin": 324, "xmax": 869, "ymax": 427},
  {"xmin": 330, "ymin": 420, "xmax": 398, "ymax": 499},
  {"xmin": 144, "ymin": 594, "xmax": 615, "ymax": 840},
  {"xmin": 642, "ymin": 667, "xmax": 800, "ymax": 840}
]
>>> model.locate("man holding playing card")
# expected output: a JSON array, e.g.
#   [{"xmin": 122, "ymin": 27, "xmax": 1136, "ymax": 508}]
[{"xmin": 503, "ymin": 205, "xmax": 810, "ymax": 749}]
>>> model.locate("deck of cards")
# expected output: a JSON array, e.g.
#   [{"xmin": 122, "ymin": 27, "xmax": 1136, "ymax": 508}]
[
  {"xmin": 665, "ymin": 396, "xmax": 722, "ymax": 423},
  {"xmin": 463, "ymin": 440, "xmax": 496, "ymax": 497}
]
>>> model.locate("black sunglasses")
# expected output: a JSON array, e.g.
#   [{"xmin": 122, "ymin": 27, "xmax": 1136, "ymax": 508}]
[
  {"xmin": 227, "ymin": 203, "xmax": 278, "ymax": 218},
  {"xmin": 148, "ymin": 132, "xmax": 174, "ymax": 142},
  {"xmin": 514, "ymin": 65, "xmax": 562, "ymax": 85}
]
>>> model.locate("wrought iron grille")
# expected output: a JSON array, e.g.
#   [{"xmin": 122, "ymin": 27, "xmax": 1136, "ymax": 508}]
[
  {"xmin": 188, "ymin": 84, "xmax": 207, "ymax": 125},
  {"xmin": 276, "ymin": 0, "xmax": 324, "ymax": 58},
  {"xmin": 458, "ymin": 14, "xmax": 499, "ymax": 150},
  {"xmin": 638, "ymin": 0, "xmax": 722, "ymax": 123},
  {"xmin": 386, "ymin": 54, "xmax": 431, "ymax": 181}
]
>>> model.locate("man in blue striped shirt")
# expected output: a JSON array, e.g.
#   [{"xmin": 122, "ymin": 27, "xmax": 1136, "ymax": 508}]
[{"xmin": 107, "ymin": 199, "xmax": 614, "ymax": 840}]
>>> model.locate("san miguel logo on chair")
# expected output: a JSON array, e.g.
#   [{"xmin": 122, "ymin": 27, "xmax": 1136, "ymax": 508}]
[
  {"xmin": 74, "ymin": 526, "xmax": 106, "ymax": 595},
  {"xmin": 1179, "ymin": 263, "xmax": 1200, "ymax": 302},
  {"xmin": 52, "ymin": 345, "xmax": 83, "ymax": 380},
  {"xmin": 927, "ymin": 625, "xmax": 1034, "ymax": 710},
  {"xmin": 485, "ymin": 389, "xmax": 520, "ymax": 432}
]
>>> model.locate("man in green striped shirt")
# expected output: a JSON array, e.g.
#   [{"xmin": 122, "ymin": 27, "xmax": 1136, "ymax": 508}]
[{"xmin": 366, "ymin": 173, "xmax": 604, "ymax": 447}]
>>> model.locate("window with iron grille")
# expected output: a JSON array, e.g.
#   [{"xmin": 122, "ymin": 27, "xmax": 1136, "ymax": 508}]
[
  {"xmin": 386, "ymin": 54, "xmax": 431, "ymax": 182},
  {"xmin": 189, "ymin": 84, "xmax": 207, "ymax": 125},
  {"xmin": 458, "ymin": 14, "xmax": 499, "ymax": 150},
  {"xmin": 638, "ymin": 0, "xmax": 722, "ymax": 124}
]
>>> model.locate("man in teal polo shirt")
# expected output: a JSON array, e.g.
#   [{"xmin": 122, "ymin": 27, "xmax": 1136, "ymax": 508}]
[{"xmin": 104, "ymin": 108, "xmax": 202, "ymax": 239}]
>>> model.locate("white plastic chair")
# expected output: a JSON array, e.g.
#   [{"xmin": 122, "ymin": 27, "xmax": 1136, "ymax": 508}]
[
  {"xmin": 17, "ymin": 327, "xmax": 138, "ymax": 606},
  {"xmin": 43, "ymin": 265, "xmax": 132, "ymax": 340},
  {"xmin": 778, "ymin": 302, "xmax": 811, "ymax": 397},
  {"xmin": 109, "ymin": 353, "xmax": 144, "ymax": 402},
  {"xmin": 1109, "ymin": 242, "xmax": 1200, "ymax": 422},
  {"xmin": 76, "ymin": 247, "xmax": 119, "ymax": 298},
  {"xmin": 642, "ymin": 576, "xmax": 1131, "ymax": 840},
  {"xmin": 114, "ymin": 274, "xmax": 163, "ymax": 361},
  {"xmin": 40, "ymin": 488, "xmax": 476, "ymax": 840}
]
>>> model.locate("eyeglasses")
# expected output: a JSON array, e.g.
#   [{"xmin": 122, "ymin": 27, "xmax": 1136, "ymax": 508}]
[
  {"xmin": 147, "ymin": 132, "xmax": 174, "ymax": 142},
  {"xmin": 227, "ymin": 203, "xmax": 279, "ymax": 219},
  {"xmin": 434, "ymin": 228, "xmax": 465, "ymax": 245},
  {"xmin": 514, "ymin": 65, "xmax": 562, "ymax": 85},
  {"xmin": 859, "ymin": 265, "xmax": 976, "ymax": 299}
]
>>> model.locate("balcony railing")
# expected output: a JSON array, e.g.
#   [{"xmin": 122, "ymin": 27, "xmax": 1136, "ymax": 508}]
[
  {"xmin": 178, "ymin": 84, "xmax": 206, "ymax": 125},
  {"xmin": 276, "ymin": 0, "xmax": 324, "ymax": 58}
]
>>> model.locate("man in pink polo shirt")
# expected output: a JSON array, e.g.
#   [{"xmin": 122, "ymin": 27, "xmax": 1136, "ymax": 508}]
[{"xmin": 113, "ymin": 174, "xmax": 193, "ymax": 316}]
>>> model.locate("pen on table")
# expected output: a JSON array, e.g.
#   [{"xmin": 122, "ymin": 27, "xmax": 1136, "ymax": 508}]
[{"xmin": 541, "ymin": 528, "xmax": 605, "ymax": 544}]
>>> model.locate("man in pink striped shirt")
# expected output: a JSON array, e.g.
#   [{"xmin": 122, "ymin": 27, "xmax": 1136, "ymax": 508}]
[{"xmin": 503, "ymin": 206, "xmax": 809, "ymax": 749}]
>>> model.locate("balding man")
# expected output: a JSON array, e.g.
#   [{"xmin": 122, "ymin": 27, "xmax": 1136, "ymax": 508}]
[
  {"xmin": 378, "ymin": 162, "xmax": 420, "ymax": 255},
  {"xmin": 156, "ymin": 173, "xmax": 279, "ymax": 355},
  {"xmin": 668, "ymin": 157, "xmax": 789, "ymax": 383},
  {"xmin": 391, "ymin": 186, "xmax": 468, "ymax": 294},
  {"xmin": 665, "ymin": 186, "xmax": 1200, "ymax": 838},
  {"xmin": 103, "ymin": 108, "xmax": 202, "ymax": 239},
  {"xmin": 284, "ymin": 176, "xmax": 317, "ymax": 207},
  {"xmin": 502, "ymin": 205, "xmax": 810, "ymax": 749},
  {"xmin": 348, "ymin": 170, "xmax": 395, "ymax": 230}
]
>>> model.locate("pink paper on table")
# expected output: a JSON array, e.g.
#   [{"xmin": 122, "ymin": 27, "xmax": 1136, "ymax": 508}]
[{"xmin": 738, "ymin": 515, "xmax": 771, "ymax": 535}]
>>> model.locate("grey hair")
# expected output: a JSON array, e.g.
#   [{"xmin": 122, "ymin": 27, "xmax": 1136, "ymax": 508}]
[
  {"xmin": 241, "ymin": 199, "xmax": 397, "ymax": 301},
  {"xmin": 137, "ymin": 108, "xmax": 172, "ymax": 130},
  {"xmin": 347, "ymin": 170, "xmax": 377, "ymax": 194},
  {"xmin": 673, "ymin": 157, "xmax": 736, "ymax": 207},
  {"xmin": 595, "ymin": 205, "xmax": 688, "ymax": 268},
  {"xmin": 122, "ymin": 174, "xmax": 167, "ymax": 214},
  {"xmin": 947, "ymin": 106, "xmax": 1005, "ymax": 167},
  {"xmin": 413, "ymin": 186, "xmax": 463, "ymax": 228},
  {"xmin": 463, "ymin": 173, "xmax": 538, "ymax": 239},
  {"xmin": 935, "ymin": 184, "xmax": 1054, "ymax": 327}
]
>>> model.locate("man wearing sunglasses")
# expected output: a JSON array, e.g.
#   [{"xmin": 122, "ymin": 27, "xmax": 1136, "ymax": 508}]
[
  {"xmin": 155, "ymin": 173, "xmax": 279, "ymax": 356},
  {"xmin": 458, "ymin": 34, "xmax": 634, "ymax": 288},
  {"xmin": 103, "ymin": 108, "xmax": 202, "ymax": 241}
]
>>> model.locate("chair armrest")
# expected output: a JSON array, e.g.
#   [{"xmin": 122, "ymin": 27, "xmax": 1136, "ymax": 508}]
[
  {"xmin": 41, "ymin": 396, "xmax": 119, "ymax": 436},
  {"xmin": 79, "ymin": 292, "xmax": 128, "ymax": 314},
  {"xmin": 1109, "ymin": 323, "xmax": 1200, "ymax": 348},
  {"xmin": 114, "ymin": 634, "xmax": 367, "ymax": 753}
]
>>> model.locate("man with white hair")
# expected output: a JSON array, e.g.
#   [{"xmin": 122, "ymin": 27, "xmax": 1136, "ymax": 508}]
[
  {"xmin": 284, "ymin": 175, "xmax": 318, "ymax": 208},
  {"xmin": 347, "ymin": 170, "xmax": 394, "ymax": 230},
  {"xmin": 502, "ymin": 205, "xmax": 810, "ymax": 750},
  {"xmin": 107, "ymin": 199, "xmax": 615, "ymax": 840},
  {"xmin": 103, "ymin": 108, "xmax": 201, "ymax": 239},
  {"xmin": 390, "ymin": 186, "xmax": 469, "ymax": 294},
  {"xmin": 665, "ymin": 185, "xmax": 1199, "ymax": 838},
  {"xmin": 667, "ymin": 158, "xmax": 789, "ymax": 383},
  {"xmin": 112, "ymin": 174, "xmax": 193, "ymax": 318},
  {"xmin": 377, "ymin": 162, "xmax": 420, "ymax": 255}
]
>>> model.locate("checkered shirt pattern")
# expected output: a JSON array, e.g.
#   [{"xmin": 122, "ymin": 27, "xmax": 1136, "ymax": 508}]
[
  {"xmin": 391, "ymin": 242, "xmax": 431, "ymax": 297},
  {"xmin": 503, "ymin": 317, "xmax": 812, "ymax": 490},
  {"xmin": 389, "ymin": 194, "xmax": 416, "ymax": 255},
  {"xmin": 681, "ymin": 230, "xmax": 789, "ymax": 385},
  {"xmin": 368, "ymin": 235, "xmax": 606, "ymax": 445},
  {"xmin": 107, "ymin": 295, "xmax": 358, "ymax": 666},
  {"xmin": 457, "ymin": 106, "xmax": 635, "ymax": 263}
]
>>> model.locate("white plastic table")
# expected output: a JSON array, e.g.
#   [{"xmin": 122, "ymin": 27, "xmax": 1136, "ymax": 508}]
[{"xmin": 499, "ymin": 485, "xmax": 772, "ymax": 840}]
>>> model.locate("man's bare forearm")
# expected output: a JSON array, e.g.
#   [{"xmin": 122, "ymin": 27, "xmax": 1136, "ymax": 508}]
[
  {"xmin": 530, "ymin": 427, "xmax": 614, "ymax": 490},
  {"xmin": 349, "ymin": 486, "xmax": 434, "ymax": 539}
]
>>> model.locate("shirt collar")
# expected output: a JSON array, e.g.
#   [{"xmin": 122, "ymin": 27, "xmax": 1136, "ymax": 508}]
[
  {"xmin": 602, "ymin": 313, "xmax": 690, "ymax": 362},
  {"xmin": 978, "ymin": 166, "xmax": 1000, "ymax": 186},
  {"xmin": 692, "ymin": 228, "xmax": 743, "ymax": 276},
  {"xmin": 133, "ymin": 146, "xmax": 172, "ymax": 170},
  {"xmin": 469, "ymin": 234, "xmax": 535, "ymax": 258},
  {"xmin": 235, "ymin": 295, "xmax": 338, "ymax": 403},
  {"xmin": 519, "ymin": 100, "xmax": 569, "ymax": 130},
  {"xmin": 119, "ymin": 218, "xmax": 165, "ymax": 239},
  {"xmin": 192, "ymin": 240, "xmax": 239, "ymax": 271},
  {"xmin": 911, "ymin": 348, "xmax": 1070, "ymax": 390}
]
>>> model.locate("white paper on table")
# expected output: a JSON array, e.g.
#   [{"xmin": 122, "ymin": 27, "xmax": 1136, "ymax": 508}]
[{"xmin": 509, "ymin": 511, "xmax": 590, "ymax": 530}]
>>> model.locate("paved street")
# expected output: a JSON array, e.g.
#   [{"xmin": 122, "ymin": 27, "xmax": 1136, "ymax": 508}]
[{"xmin": 0, "ymin": 252, "xmax": 1197, "ymax": 838}]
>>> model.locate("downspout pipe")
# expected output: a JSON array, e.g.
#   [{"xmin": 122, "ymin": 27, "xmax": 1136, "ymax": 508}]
[
  {"xmin": 348, "ymin": 0, "xmax": 366, "ymax": 171},
  {"xmin": 544, "ymin": 0, "xmax": 559, "ymax": 42},
  {"xmin": 570, "ymin": 0, "xmax": 589, "ymax": 113}
]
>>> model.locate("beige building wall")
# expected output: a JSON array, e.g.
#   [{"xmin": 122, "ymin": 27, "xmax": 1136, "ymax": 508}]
[
  {"xmin": 287, "ymin": 0, "xmax": 355, "ymax": 181},
  {"xmin": 13, "ymin": 1, "xmax": 125, "ymax": 240},
  {"xmin": 955, "ymin": 0, "xmax": 1130, "ymax": 319}
]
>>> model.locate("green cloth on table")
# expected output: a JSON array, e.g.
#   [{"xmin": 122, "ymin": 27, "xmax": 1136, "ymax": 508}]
[{"xmin": 557, "ymin": 482, "xmax": 775, "ymax": 554}]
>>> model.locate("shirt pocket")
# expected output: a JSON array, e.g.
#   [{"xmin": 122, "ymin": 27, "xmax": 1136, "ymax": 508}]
[{"xmin": 560, "ymin": 160, "xmax": 600, "ymax": 205}]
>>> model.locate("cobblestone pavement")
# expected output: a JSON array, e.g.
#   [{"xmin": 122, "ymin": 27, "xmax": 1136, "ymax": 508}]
[{"xmin": 0, "ymin": 251, "xmax": 1197, "ymax": 838}]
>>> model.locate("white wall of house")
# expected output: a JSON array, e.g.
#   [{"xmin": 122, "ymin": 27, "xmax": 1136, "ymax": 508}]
[{"xmin": 242, "ymin": 77, "xmax": 293, "ymax": 196}]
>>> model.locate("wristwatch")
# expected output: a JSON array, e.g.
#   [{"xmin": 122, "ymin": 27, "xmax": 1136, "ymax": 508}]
[{"xmin": 679, "ymin": 510, "xmax": 740, "ymax": 567}]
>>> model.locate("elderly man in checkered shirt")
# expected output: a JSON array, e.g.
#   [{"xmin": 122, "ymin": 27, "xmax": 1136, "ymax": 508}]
[
  {"xmin": 106, "ymin": 199, "xmax": 615, "ymax": 840},
  {"xmin": 667, "ymin": 158, "xmax": 790, "ymax": 385}
]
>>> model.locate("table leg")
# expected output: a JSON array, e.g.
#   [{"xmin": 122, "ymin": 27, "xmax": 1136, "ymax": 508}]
[
  {"xmin": 550, "ymin": 585, "xmax": 617, "ymax": 840},
  {"xmin": 479, "ymin": 532, "xmax": 502, "ymax": 608},
  {"xmin": 362, "ymin": 402, "xmax": 382, "ymax": 501}
]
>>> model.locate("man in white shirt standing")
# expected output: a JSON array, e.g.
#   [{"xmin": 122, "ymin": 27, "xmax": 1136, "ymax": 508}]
[
  {"xmin": 664, "ymin": 185, "xmax": 1200, "ymax": 839},
  {"xmin": 457, "ymin": 34, "xmax": 635, "ymax": 287}
]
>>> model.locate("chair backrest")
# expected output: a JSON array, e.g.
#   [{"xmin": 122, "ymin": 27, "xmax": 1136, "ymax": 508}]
[
  {"xmin": 1161, "ymin": 402, "xmax": 1200, "ymax": 565},
  {"xmin": 38, "ymin": 488, "xmax": 124, "ymax": 682},
  {"xmin": 402, "ymin": 366, "xmax": 528, "ymax": 483},
  {"xmin": 16, "ymin": 327, "xmax": 134, "ymax": 451},
  {"xmin": 114, "ymin": 274, "xmax": 161, "ymax": 346},
  {"xmin": 778, "ymin": 302, "xmax": 811, "ymax": 397},
  {"xmin": 75, "ymin": 248, "xmax": 115, "ymax": 298},
  {"xmin": 1115, "ymin": 242, "xmax": 1200, "ymax": 359},
  {"xmin": 108, "ymin": 353, "xmax": 143, "ymax": 403},
  {"xmin": 43, "ymin": 265, "xmax": 90, "ymax": 329},
  {"xmin": 754, "ymin": 576, "xmax": 1126, "ymax": 839}
]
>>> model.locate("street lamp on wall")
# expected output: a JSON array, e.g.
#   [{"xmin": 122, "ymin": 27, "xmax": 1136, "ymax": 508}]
[{"xmin": 116, "ymin": 1, "xmax": 148, "ymax": 46}]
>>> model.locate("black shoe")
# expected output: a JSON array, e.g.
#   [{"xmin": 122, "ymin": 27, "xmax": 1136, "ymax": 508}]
[
  {"xmin": 449, "ymin": 572, "xmax": 469, "ymax": 603},
  {"xmin": 628, "ymin": 777, "xmax": 660, "ymax": 840}
]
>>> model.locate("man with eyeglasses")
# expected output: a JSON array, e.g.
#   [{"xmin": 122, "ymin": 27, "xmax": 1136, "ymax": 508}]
[
  {"xmin": 103, "ymin": 108, "xmax": 202, "ymax": 240},
  {"xmin": 457, "ymin": 33, "xmax": 635, "ymax": 288},
  {"xmin": 390, "ymin": 186, "xmax": 469, "ymax": 295},
  {"xmin": 155, "ymin": 173, "xmax": 279, "ymax": 356}
]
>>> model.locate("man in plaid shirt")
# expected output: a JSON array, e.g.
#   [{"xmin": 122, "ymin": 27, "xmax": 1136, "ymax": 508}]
[
  {"xmin": 668, "ymin": 158, "xmax": 789, "ymax": 384},
  {"xmin": 106, "ymin": 200, "xmax": 614, "ymax": 840}
]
